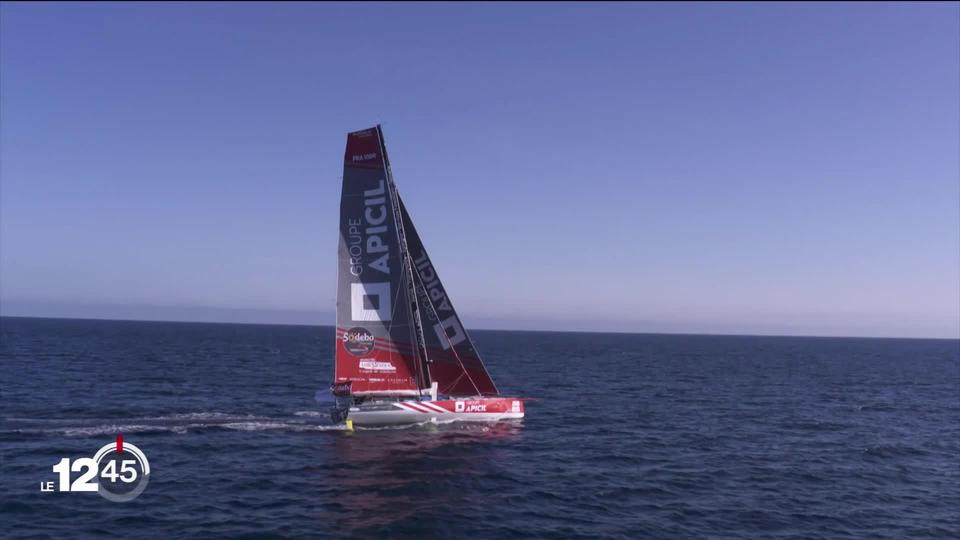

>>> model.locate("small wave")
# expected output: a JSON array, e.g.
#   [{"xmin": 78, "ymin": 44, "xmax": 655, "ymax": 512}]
[
  {"xmin": 863, "ymin": 444, "xmax": 927, "ymax": 458},
  {"xmin": 141, "ymin": 412, "xmax": 255, "ymax": 421},
  {"xmin": 63, "ymin": 424, "xmax": 191, "ymax": 437},
  {"xmin": 293, "ymin": 410, "xmax": 326, "ymax": 417},
  {"xmin": 4, "ymin": 412, "xmax": 257, "ymax": 424},
  {"xmin": 221, "ymin": 422, "xmax": 344, "ymax": 432},
  {"xmin": 857, "ymin": 403, "xmax": 898, "ymax": 412},
  {"xmin": 781, "ymin": 419, "xmax": 849, "ymax": 432}
]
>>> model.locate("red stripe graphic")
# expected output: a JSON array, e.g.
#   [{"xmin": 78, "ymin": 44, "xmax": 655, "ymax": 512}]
[
  {"xmin": 419, "ymin": 402, "xmax": 447, "ymax": 413},
  {"xmin": 402, "ymin": 402, "xmax": 430, "ymax": 413}
]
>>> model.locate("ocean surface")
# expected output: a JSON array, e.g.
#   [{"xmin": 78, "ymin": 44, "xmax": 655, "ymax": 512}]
[{"xmin": 0, "ymin": 316, "xmax": 957, "ymax": 539}]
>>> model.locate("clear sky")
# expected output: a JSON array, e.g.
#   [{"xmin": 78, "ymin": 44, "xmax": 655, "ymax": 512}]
[{"xmin": 1, "ymin": 2, "xmax": 957, "ymax": 338}]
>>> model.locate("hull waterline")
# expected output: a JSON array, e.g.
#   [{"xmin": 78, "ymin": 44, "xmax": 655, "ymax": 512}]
[{"xmin": 346, "ymin": 397, "xmax": 524, "ymax": 427}]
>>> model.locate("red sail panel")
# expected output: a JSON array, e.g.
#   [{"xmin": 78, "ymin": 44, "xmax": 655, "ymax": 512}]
[{"xmin": 334, "ymin": 127, "xmax": 421, "ymax": 395}]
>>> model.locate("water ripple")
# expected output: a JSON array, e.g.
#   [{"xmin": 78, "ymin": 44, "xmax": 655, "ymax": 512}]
[{"xmin": 1, "ymin": 318, "xmax": 958, "ymax": 539}]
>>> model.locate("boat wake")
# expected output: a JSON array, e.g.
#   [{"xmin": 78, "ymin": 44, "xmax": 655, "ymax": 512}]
[
  {"xmin": 1, "ymin": 411, "xmax": 347, "ymax": 438},
  {"xmin": 0, "ymin": 411, "xmax": 521, "ymax": 439}
]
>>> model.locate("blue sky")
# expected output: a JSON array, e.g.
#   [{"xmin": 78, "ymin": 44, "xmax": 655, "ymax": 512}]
[{"xmin": 1, "ymin": 3, "xmax": 957, "ymax": 338}]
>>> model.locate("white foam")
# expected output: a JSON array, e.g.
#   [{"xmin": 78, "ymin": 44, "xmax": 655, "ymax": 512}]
[
  {"xmin": 5, "ymin": 411, "xmax": 345, "ymax": 437},
  {"xmin": 293, "ymin": 411, "xmax": 326, "ymax": 417},
  {"xmin": 222, "ymin": 422, "xmax": 344, "ymax": 432},
  {"xmin": 62, "ymin": 424, "xmax": 172, "ymax": 437},
  {"xmin": 145, "ymin": 412, "xmax": 250, "ymax": 421}
]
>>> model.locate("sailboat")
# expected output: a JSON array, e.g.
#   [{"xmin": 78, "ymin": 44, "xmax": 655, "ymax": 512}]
[{"xmin": 328, "ymin": 125, "xmax": 525, "ymax": 428}]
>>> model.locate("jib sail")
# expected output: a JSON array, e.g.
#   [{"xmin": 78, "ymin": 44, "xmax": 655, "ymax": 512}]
[
  {"xmin": 334, "ymin": 126, "xmax": 424, "ymax": 395},
  {"xmin": 399, "ymin": 198, "xmax": 499, "ymax": 396}
]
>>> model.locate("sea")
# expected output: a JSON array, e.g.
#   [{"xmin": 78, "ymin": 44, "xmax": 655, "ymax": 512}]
[{"xmin": 0, "ymin": 316, "xmax": 957, "ymax": 539}]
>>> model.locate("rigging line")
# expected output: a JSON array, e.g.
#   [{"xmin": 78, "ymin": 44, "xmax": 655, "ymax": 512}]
[
  {"xmin": 377, "ymin": 128, "xmax": 428, "ymax": 395},
  {"xmin": 401, "ymin": 238, "xmax": 431, "ymax": 390},
  {"xmin": 398, "ymin": 196, "xmax": 500, "ymax": 396},
  {"xmin": 385, "ymin": 158, "xmax": 431, "ymax": 389},
  {"xmin": 446, "ymin": 371, "xmax": 467, "ymax": 393},
  {"xmin": 379, "ymin": 183, "xmax": 410, "ymax": 389},
  {"xmin": 385, "ymin": 263, "xmax": 410, "ymax": 387},
  {"xmin": 401, "ymin": 228, "xmax": 429, "ymax": 393},
  {"xmin": 409, "ymin": 261, "xmax": 483, "ymax": 397}
]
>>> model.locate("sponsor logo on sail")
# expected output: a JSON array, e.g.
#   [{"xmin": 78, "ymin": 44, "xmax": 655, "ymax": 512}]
[
  {"xmin": 342, "ymin": 327, "xmax": 375, "ymax": 356},
  {"xmin": 344, "ymin": 179, "xmax": 392, "ymax": 279},
  {"xmin": 411, "ymin": 250, "xmax": 468, "ymax": 350},
  {"xmin": 358, "ymin": 360, "xmax": 397, "ymax": 372}
]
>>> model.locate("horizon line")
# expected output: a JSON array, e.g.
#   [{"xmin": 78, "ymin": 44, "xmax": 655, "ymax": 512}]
[{"xmin": 1, "ymin": 314, "xmax": 957, "ymax": 342}]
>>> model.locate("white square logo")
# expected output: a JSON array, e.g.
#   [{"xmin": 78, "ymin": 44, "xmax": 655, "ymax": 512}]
[
  {"xmin": 433, "ymin": 316, "xmax": 466, "ymax": 350},
  {"xmin": 351, "ymin": 282, "xmax": 392, "ymax": 322}
]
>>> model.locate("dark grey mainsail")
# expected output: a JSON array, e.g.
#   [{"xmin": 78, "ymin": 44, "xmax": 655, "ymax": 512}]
[{"xmin": 334, "ymin": 126, "xmax": 423, "ymax": 395}]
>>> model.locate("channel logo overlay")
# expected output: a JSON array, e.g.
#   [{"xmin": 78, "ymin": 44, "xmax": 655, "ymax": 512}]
[{"xmin": 41, "ymin": 435, "xmax": 150, "ymax": 502}]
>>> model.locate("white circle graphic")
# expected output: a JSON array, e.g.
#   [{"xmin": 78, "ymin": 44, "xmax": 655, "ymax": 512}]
[{"xmin": 92, "ymin": 441, "xmax": 151, "ymax": 502}]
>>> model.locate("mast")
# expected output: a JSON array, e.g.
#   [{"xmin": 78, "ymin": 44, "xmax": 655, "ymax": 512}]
[{"xmin": 376, "ymin": 127, "xmax": 432, "ymax": 393}]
